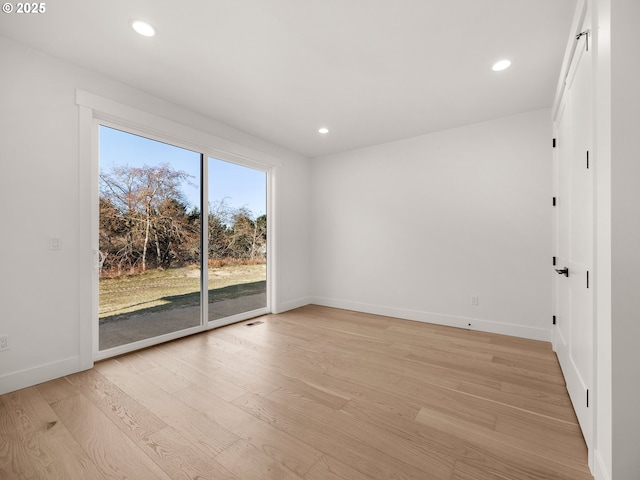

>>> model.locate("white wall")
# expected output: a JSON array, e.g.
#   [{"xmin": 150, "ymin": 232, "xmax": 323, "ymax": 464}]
[
  {"xmin": 609, "ymin": 0, "xmax": 640, "ymax": 478},
  {"xmin": 0, "ymin": 36, "xmax": 311, "ymax": 394},
  {"xmin": 310, "ymin": 110, "xmax": 553, "ymax": 341}
]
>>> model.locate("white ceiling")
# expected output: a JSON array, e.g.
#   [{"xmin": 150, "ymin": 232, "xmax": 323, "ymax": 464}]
[{"xmin": 0, "ymin": 0, "xmax": 577, "ymax": 157}]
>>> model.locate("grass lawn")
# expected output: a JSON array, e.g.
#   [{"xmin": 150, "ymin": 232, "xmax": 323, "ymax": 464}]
[{"xmin": 99, "ymin": 264, "xmax": 266, "ymax": 320}]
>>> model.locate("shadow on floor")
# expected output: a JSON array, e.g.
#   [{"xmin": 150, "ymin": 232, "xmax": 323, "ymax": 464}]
[{"xmin": 98, "ymin": 282, "xmax": 266, "ymax": 351}]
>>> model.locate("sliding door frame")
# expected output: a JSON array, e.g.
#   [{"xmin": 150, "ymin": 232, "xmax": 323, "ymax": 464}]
[
  {"xmin": 205, "ymin": 155, "xmax": 271, "ymax": 329},
  {"xmin": 77, "ymin": 90, "xmax": 279, "ymax": 364}
]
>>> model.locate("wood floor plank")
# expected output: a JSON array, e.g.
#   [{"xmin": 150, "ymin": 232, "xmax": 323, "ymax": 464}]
[
  {"xmin": 404, "ymin": 349, "xmax": 566, "ymax": 388},
  {"xmin": 215, "ymin": 439, "xmax": 304, "ymax": 480},
  {"xmin": 65, "ymin": 368, "xmax": 167, "ymax": 440},
  {"xmin": 68, "ymin": 364, "xmax": 241, "ymax": 480},
  {"xmin": 198, "ymin": 345, "xmax": 352, "ymax": 411},
  {"xmin": 174, "ymin": 385, "xmax": 323, "ymax": 476},
  {"xmin": 232, "ymin": 390, "xmax": 453, "ymax": 480},
  {"xmin": 141, "ymin": 426, "xmax": 240, "ymax": 480},
  {"xmin": 230, "ymin": 417, "xmax": 323, "ymax": 477},
  {"xmin": 276, "ymin": 356, "xmax": 422, "ymax": 419},
  {"xmin": 158, "ymin": 341, "xmax": 284, "ymax": 398},
  {"xmin": 0, "ymin": 388, "xmax": 106, "ymax": 480},
  {"xmin": 394, "ymin": 374, "xmax": 583, "ymax": 458},
  {"xmin": 206, "ymin": 329, "xmax": 281, "ymax": 359},
  {"xmin": 415, "ymin": 406, "xmax": 592, "ymax": 480},
  {"xmin": 136, "ymin": 345, "xmax": 251, "ymax": 401},
  {"xmin": 113, "ymin": 350, "xmax": 157, "ymax": 373},
  {"xmin": 49, "ymin": 393, "xmax": 172, "ymax": 480},
  {"xmin": 451, "ymin": 459, "xmax": 513, "ymax": 480},
  {"xmin": 95, "ymin": 359, "xmax": 240, "ymax": 457},
  {"xmin": 0, "ymin": 305, "xmax": 592, "ymax": 480},
  {"xmin": 456, "ymin": 379, "xmax": 577, "ymax": 424},
  {"xmin": 303, "ymin": 454, "xmax": 373, "ymax": 480},
  {"xmin": 267, "ymin": 387, "xmax": 457, "ymax": 479},
  {"xmin": 493, "ymin": 413, "xmax": 587, "ymax": 462},
  {"xmin": 35, "ymin": 377, "xmax": 81, "ymax": 404}
]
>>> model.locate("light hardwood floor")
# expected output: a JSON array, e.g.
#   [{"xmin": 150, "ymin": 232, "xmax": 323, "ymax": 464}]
[{"xmin": 0, "ymin": 305, "xmax": 593, "ymax": 480}]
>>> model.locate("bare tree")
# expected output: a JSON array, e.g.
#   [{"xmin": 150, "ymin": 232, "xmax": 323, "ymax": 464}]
[
  {"xmin": 99, "ymin": 164, "xmax": 193, "ymax": 272},
  {"xmin": 227, "ymin": 207, "xmax": 267, "ymax": 261},
  {"xmin": 100, "ymin": 169, "xmax": 266, "ymax": 275}
]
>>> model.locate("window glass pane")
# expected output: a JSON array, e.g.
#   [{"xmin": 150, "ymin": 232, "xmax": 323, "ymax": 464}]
[
  {"xmin": 98, "ymin": 126, "xmax": 201, "ymax": 350},
  {"xmin": 208, "ymin": 158, "xmax": 267, "ymax": 320}
]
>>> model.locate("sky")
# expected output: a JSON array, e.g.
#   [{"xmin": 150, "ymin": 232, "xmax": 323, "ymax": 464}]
[{"xmin": 99, "ymin": 126, "xmax": 266, "ymax": 217}]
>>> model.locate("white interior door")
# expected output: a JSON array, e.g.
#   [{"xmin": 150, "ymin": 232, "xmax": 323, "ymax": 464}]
[{"xmin": 553, "ymin": 32, "xmax": 593, "ymax": 447}]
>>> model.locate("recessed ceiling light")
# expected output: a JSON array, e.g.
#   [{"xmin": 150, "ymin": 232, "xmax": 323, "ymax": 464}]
[
  {"xmin": 318, "ymin": 127, "xmax": 330, "ymax": 134},
  {"xmin": 492, "ymin": 59, "xmax": 511, "ymax": 72},
  {"xmin": 131, "ymin": 20, "xmax": 156, "ymax": 37}
]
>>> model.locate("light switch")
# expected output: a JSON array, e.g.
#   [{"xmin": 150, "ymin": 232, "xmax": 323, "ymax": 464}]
[{"xmin": 49, "ymin": 236, "xmax": 61, "ymax": 250}]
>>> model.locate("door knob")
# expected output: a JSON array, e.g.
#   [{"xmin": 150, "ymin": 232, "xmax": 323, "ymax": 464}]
[{"xmin": 555, "ymin": 267, "xmax": 569, "ymax": 277}]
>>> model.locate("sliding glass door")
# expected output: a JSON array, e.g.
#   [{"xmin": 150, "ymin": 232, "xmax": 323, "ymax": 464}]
[
  {"xmin": 98, "ymin": 126, "xmax": 268, "ymax": 353},
  {"xmin": 208, "ymin": 158, "xmax": 267, "ymax": 321}
]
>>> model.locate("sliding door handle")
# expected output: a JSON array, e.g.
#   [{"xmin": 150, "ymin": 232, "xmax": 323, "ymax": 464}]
[{"xmin": 555, "ymin": 267, "xmax": 569, "ymax": 277}]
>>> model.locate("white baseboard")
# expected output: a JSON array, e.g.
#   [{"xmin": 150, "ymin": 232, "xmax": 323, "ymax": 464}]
[
  {"xmin": 273, "ymin": 296, "xmax": 313, "ymax": 314},
  {"xmin": 310, "ymin": 296, "xmax": 552, "ymax": 342},
  {"xmin": 0, "ymin": 356, "xmax": 84, "ymax": 395},
  {"xmin": 593, "ymin": 450, "xmax": 610, "ymax": 480}
]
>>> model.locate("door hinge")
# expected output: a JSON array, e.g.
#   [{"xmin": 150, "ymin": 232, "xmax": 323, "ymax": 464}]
[
  {"xmin": 552, "ymin": 256, "xmax": 557, "ymax": 266},
  {"xmin": 553, "ymin": 197, "xmax": 557, "ymax": 207},
  {"xmin": 587, "ymin": 389, "xmax": 590, "ymax": 407},
  {"xmin": 587, "ymin": 270, "xmax": 590, "ymax": 289},
  {"xmin": 553, "ymin": 315, "xmax": 557, "ymax": 325},
  {"xmin": 553, "ymin": 138, "xmax": 557, "ymax": 148},
  {"xmin": 577, "ymin": 30, "xmax": 590, "ymax": 51},
  {"xmin": 587, "ymin": 150, "xmax": 590, "ymax": 169}
]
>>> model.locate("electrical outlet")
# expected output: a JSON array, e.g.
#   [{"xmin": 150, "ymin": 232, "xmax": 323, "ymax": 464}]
[
  {"xmin": 0, "ymin": 335, "xmax": 8, "ymax": 352},
  {"xmin": 471, "ymin": 296, "xmax": 479, "ymax": 306}
]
